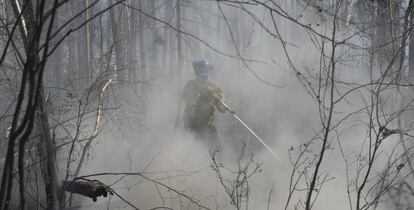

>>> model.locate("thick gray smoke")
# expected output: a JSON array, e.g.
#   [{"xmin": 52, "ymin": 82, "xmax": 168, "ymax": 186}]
[{"xmin": 61, "ymin": 1, "xmax": 409, "ymax": 210}]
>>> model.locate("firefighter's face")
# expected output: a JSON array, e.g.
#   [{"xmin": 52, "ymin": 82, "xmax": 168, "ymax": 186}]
[{"xmin": 197, "ymin": 74, "xmax": 208, "ymax": 82}]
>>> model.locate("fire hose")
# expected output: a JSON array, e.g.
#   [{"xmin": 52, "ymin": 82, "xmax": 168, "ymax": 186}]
[{"xmin": 219, "ymin": 99, "xmax": 280, "ymax": 161}]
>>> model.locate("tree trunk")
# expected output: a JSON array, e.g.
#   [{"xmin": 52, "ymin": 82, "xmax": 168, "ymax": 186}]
[
  {"xmin": 49, "ymin": 17, "xmax": 63, "ymax": 89},
  {"xmin": 148, "ymin": 0, "xmax": 159, "ymax": 76},
  {"xmin": 86, "ymin": 0, "xmax": 94, "ymax": 81},
  {"xmin": 68, "ymin": 0, "xmax": 78, "ymax": 84},
  {"xmin": 161, "ymin": 0, "xmax": 173, "ymax": 73},
  {"xmin": 409, "ymin": 2, "xmax": 414, "ymax": 83},
  {"xmin": 128, "ymin": 0, "xmax": 138, "ymax": 84},
  {"xmin": 3, "ymin": 1, "xmax": 61, "ymax": 209},
  {"xmin": 138, "ymin": 0, "xmax": 146, "ymax": 90},
  {"xmin": 76, "ymin": 0, "xmax": 90, "ymax": 85},
  {"xmin": 110, "ymin": 0, "xmax": 127, "ymax": 83},
  {"xmin": 98, "ymin": 11, "xmax": 104, "ymax": 76},
  {"xmin": 176, "ymin": 0, "xmax": 183, "ymax": 84},
  {"xmin": 374, "ymin": 0, "xmax": 400, "ymax": 77},
  {"xmin": 36, "ymin": 88, "xmax": 60, "ymax": 210}
]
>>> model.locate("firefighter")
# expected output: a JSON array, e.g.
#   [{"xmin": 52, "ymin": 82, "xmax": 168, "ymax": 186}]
[{"xmin": 182, "ymin": 59, "xmax": 231, "ymax": 143}]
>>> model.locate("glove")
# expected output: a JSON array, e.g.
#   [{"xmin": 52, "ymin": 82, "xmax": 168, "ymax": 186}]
[
  {"xmin": 206, "ymin": 86, "xmax": 235, "ymax": 114},
  {"xmin": 62, "ymin": 179, "xmax": 114, "ymax": 202},
  {"xmin": 219, "ymin": 100, "xmax": 235, "ymax": 114}
]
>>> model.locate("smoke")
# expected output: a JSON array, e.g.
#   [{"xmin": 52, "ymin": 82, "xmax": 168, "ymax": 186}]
[{"xmin": 61, "ymin": 1, "xmax": 409, "ymax": 210}]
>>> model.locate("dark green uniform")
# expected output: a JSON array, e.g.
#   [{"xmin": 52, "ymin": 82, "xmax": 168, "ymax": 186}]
[{"xmin": 182, "ymin": 79, "xmax": 226, "ymax": 141}]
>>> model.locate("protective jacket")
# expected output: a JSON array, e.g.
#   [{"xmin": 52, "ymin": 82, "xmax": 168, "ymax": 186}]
[{"xmin": 182, "ymin": 79, "xmax": 226, "ymax": 130}]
